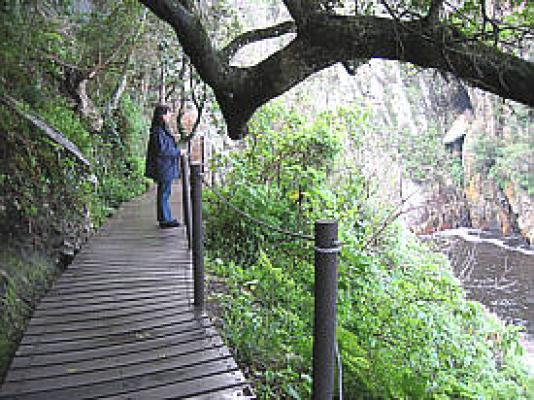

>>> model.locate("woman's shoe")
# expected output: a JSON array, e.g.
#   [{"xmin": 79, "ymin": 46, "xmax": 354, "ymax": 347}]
[{"xmin": 159, "ymin": 219, "xmax": 181, "ymax": 228}]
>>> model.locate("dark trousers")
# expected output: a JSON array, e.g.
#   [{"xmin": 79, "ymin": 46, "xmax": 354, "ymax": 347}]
[{"xmin": 157, "ymin": 180, "xmax": 173, "ymax": 222}]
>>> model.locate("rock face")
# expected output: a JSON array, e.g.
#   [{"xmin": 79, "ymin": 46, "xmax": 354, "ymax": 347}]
[
  {"xmin": 4, "ymin": 202, "xmax": 94, "ymax": 269},
  {"xmin": 506, "ymin": 184, "xmax": 534, "ymax": 244},
  {"xmin": 461, "ymin": 93, "xmax": 532, "ymax": 243},
  {"xmin": 284, "ymin": 63, "xmax": 531, "ymax": 241},
  {"xmin": 410, "ymin": 93, "xmax": 532, "ymax": 243},
  {"xmin": 463, "ymin": 174, "xmax": 516, "ymax": 234},
  {"xmin": 406, "ymin": 184, "xmax": 471, "ymax": 235}
]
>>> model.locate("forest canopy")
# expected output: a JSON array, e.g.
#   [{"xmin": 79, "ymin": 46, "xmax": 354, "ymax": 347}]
[{"xmin": 140, "ymin": 0, "xmax": 534, "ymax": 139}]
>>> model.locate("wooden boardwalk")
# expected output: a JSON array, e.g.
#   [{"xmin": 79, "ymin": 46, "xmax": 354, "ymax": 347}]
[{"xmin": 0, "ymin": 187, "xmax": 253, "ymax": 399}]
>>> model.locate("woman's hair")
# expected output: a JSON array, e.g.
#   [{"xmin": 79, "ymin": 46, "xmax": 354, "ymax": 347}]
[{"xmin": 150, "ymin": 104, "xmax": 171, "ymax": 130}]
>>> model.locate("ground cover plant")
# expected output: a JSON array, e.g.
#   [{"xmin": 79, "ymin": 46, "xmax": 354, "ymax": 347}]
[
  {"xmin": 0, "ymin": 97, "xmax": 150, "ymax": 381},
  {"xmin": 0, "ymin": 250, "xmax": 58, "ymax": 380},
  {"xmin": 203, "ymin": 101, "xmax": 529, "ymax": 399}
]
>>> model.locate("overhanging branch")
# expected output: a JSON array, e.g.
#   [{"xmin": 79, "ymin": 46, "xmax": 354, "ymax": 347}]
[
  {"xmin": 427, "ymin": 0, "xmax": 445, "ymax": 22},
  {"xmin": 139, "ymin": 0, "xmax": 227, "ymax": 88},
  {"xmin": 221, "ymin": 21, "xmax": 297, "ymax": 61},
  {"xmin": 140, "ymin": 1, "xmax": 534, "ymax": 140}
]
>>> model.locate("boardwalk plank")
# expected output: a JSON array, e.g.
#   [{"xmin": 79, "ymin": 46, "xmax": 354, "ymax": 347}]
[
  {"xmin": 14, "ymin": 318, "xmax": 213, "ymax": 359},
  {"xmin": 1, "ymin": 361, "xmax": 243, "ymax": 400},
  {"xmin": 44, "ymin": 283, "xmax": 192, "ymax": 299},
  {"xmin": 0, "ymin": 187, "xmax": 253, "ymax": 399},
  {"xmin": 11, "ymin": 334, "xmax": 215, "ymax": 371},
  {"xmin": 46, "ymin": 280, "xmax": 192, "ymax": 296},
  {"xmin": 40, "ymin": 286, "xmax": 193, "ymax": 305},
  {"xmin": 101, "ymin": 372, "xmax": 247, "ymax": 400},
  {"xmin": 36, "ymin": 288, "xmax": 192, "ymax": 310},
  {"xmin": 53, "ymin": 275, "xmax": 191, "ymax": 286},
  {"xmin": 2, "ymin": 346, "xmax": 230, "ymax": 393},
  {"xmin": 58, "ymin": 270, "xmax": 186, "ymax": 281},
  {"xmin": 28, "ymin": 298, "xmax": 192, "ymax": 326},
  {"xmin": 34, "ymin": 292, "xmax": 191, "ymax": 317},
  {"xmin": 20, "ymin": 308, "xmax": 202, "ymax": 342}
]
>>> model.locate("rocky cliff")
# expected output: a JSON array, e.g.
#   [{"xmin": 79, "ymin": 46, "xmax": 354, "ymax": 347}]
[{"xmin": 462, "ymin": 94, "xmax": 533, "ymax": 243}]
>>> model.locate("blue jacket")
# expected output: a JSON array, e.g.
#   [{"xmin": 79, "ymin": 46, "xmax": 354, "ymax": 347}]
[{"xmin": 145, "ymin": 126, "xmax": 181, "ymax": 182}]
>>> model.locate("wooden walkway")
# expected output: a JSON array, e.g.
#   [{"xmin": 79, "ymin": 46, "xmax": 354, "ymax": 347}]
[{"xmin": 0, "ymin": 187, "xmax": 253, "ymax": 399}]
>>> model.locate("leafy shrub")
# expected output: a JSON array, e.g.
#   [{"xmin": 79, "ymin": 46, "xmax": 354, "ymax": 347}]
[
  {"xmin": 0, "ymin": 105, "xmax": 93, "ymax": 238},
  {"xmin": 204, "ymin": 102, "xmax": 529, "ymax": 399},
  {"xmin": 206, "ymin": 101, "xmax": 344, "ymax": 266},
  {"xmin": 0, "ymin": 96, "xmax": 151, "ymax": 383},
  {"xmin": 0, "ymin": 250, "xmax": 58, "ymax": 381},
  {"xmin": 471, "ymin": 134, "xmax": 533, "ymax": 195}
]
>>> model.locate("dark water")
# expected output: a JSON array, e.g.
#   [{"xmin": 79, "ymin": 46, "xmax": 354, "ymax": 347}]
[
  {"xmin": 426, "ymin": 228, "xmax": 534, "ymax": 372},
  {"xmin": 428, "ymin": 228, "xmax": 534, "ymax": 335}
]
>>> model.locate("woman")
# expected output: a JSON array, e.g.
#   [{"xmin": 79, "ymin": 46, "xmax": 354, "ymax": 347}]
[{"xmin": 145, "ymin": 104, "xmax": 181, "ymax": 228}]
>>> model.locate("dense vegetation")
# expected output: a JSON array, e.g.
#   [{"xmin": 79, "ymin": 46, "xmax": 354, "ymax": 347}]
[
  {"xmin": 469, "ymin": 104, "xmax": 533, "ymax": 196},
  {"xmin": 0, "ymin": 2, "xmax": 153, "ymax": 379},
  {"xmin": 204, "ymin": 101, "xmax": 530, "ymax": 399}
]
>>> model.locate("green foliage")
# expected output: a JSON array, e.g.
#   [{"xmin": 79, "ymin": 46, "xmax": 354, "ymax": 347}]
[
  {"xmin": 396, "ymin": 126, "xmax": 463, "ymax": 186},
  {"xmin": 204, "ymin": 102, "xmax": 529, "ymax": 399},
  {"xmin": 116, "ymin": 95, "xmax": 150, "ymax": 157},
  {"xmin": 339, "ymin": 235, "xmax": 528, "ymax": 399},
  {"xmin": 449, "ymin": 157, "xmax": 464, "ymax": 187},
  {"xmin": 1, "ymin": 94, "xmax": 149, "ymax": 231},
  {"xmin": 470, "ymin": 131, "xmax": 533, "ymax": 196},
  {"xmin": 89, "ymin": 101, "xmax": 150, "ymax": 223},
  {"xmin": 209, "ymin": 254, "xmax": 314, "ymax": 398},
  {"xmin": 206, "ymin": 100, "xmax": 345, "ymax": 265},
  {"xmin": 0, "ymin": 2, "xmax": 61, "ymax": 104},
  {"xmin": 0, "ymin": 0, "xmax": 154, "ymax": 386},
  {"xmin": 528, "ymin": 376, "xmax": 534, "ymax": 399},
  {"xmin": 37, "ymin": 99, "xmax": 94, "ymax": 155},
  {"xmin": 0, "ymin": 250, "xmax": 58, "ymax": 381},
  {"xmin": 0, "ymin": 105, "xmax": 91, "ymax": 232},
  {"xmin": 444, "ymin": 0, "xmax": 533, "ymax": 49}
]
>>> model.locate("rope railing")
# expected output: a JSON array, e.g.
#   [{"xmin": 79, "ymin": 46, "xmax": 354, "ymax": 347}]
[
  {"xmin": 201, "ymin": 177, "xmax": 314, "ymax": 242},
  {"xmin": 184, "ymin": 157, "xmax": 342, "ymax": 399}
]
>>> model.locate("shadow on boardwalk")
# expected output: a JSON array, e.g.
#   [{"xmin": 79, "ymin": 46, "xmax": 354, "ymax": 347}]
[{"xmin": 0, "ymin": 187, "xmax": 253, "ymax": 399}]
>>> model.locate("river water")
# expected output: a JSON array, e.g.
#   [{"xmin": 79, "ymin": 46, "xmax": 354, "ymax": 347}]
[{"xmin": 425, "ymin": 228, "xmax": 534, "ymax": 372}]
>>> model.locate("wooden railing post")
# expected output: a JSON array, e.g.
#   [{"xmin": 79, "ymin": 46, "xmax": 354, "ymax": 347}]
[
  {"xmin": 181, "ymin": 153, "xmax": 193, "ymax": 249},
  {"xmin": 190, "ymin": 163, "xmax": 204, "ymax": 309},
  {"xmin": 313, "ymin": 220, "xmax": 339, "ymax": 400}
]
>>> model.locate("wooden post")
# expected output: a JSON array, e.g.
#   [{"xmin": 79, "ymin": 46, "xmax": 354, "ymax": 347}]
[
  {"xmin": 181, "ymin": 153, "xmax": 193, "ymax": 249},
  {"xmin": 190, "ymin": 163, "xmax": 204, "ymax": 309},
  {"xmin": 313, "ymin": 220, "xmax": 339, "ymax": 400}
]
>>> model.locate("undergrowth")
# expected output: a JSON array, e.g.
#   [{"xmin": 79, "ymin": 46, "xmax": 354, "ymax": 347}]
[
  {"xmin": 204, "ymin": 101, "xmax": 530, "ymax": 399},
  {"xmin": 0, "ymin": 95, "xmax": 150, "ymax": 384},
  {"xmin": 0, "ymin": 249, "xmax": 58, "ymax": 381}
]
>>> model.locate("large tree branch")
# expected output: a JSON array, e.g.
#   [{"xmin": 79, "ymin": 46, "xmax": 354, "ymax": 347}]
[
  {"xmin": 427, "ymin": 0, "xmax": 445, "ymax": 23},
  {"xmin": 140, "ymin": 1, "xmax": 534, "ymax": 140},
  {"xmin": 221, "ymin": 21, "xmax": 297, "ymax": 61},
  {"xmin": 228, "ymin": 15, "xmax": 533, "ymax": 138},
  {"xmin": 305, "ymin": 14, "xmax": 533, "ymax": 105},
  {"xmin": 282, "ymin": 0, "xmax": 321, "ymax": 25},
  {"xmin": 139, "ymin": 0, "xmax": 228, "ymax": 88}
]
